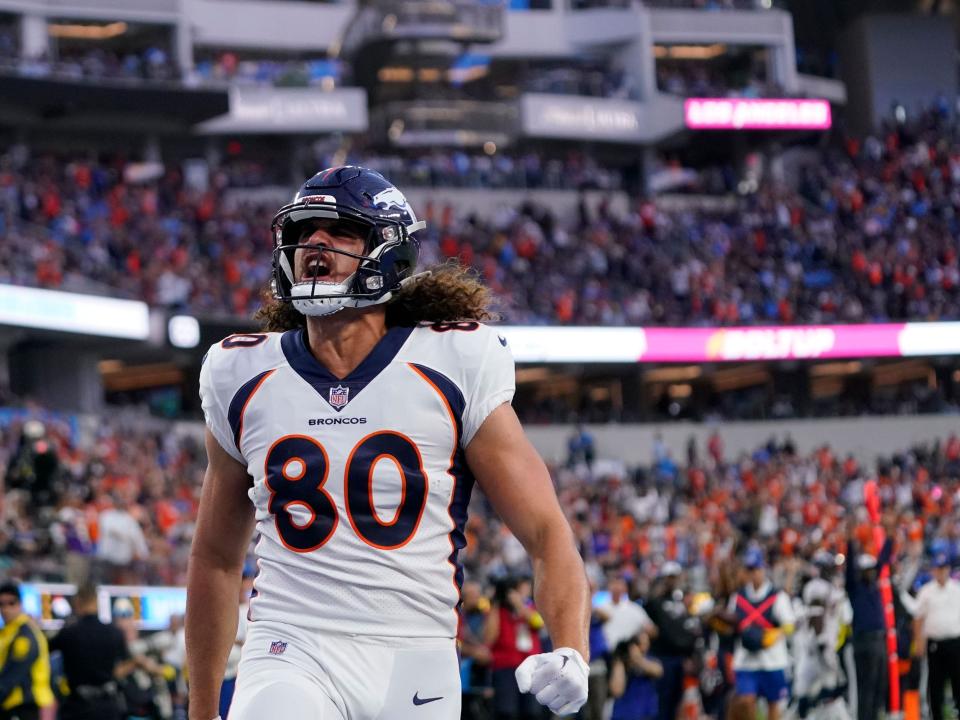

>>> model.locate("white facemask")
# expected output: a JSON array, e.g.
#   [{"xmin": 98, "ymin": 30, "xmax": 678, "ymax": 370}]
[{"xmin": 290, "ymin": 277, "xmax": 395, "ymax": 317}]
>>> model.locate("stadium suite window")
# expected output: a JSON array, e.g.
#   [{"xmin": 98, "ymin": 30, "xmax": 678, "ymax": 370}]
[
  {"xmin": 509, "ymin": 0, "xmax": 553, "ymax": 8},
  {"xmin": 567, "ymin": 0, "xmax": 631, "ymax": 8}
]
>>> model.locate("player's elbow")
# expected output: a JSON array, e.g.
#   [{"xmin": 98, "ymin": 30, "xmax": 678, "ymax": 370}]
[
  {"xmin": 188, "ymin": 537, "xmax": 245, "ymax": 576},
  {"xmin": 523, "ymin": 512, "xmax": 576, "ymax": 562}
]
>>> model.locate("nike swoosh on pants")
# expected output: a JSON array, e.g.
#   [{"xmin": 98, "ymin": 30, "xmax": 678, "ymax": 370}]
[{"xmin": 412, "ymin": 692, "xmax": 443, "ymax": 706}]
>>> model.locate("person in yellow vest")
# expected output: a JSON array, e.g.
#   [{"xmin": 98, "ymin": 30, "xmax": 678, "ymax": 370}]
[{"xmin": 0, "ymin": 582, "xmax": 54, "ymax": 720}]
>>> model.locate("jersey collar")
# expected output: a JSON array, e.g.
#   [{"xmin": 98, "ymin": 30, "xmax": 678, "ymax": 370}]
[{"xmin": 281, "ymin": 326, "xmax": 415, "ymax": 409}]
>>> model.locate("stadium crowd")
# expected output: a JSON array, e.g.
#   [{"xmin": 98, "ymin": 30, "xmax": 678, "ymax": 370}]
[
  {"xmin": 191, "ymin": 53, "xmax": 341, "ymax": 88},
  {"xmin": 1, "ymin": 403, "xmax": 960, "ymax": 717},
  {"xmin": 523, "ymin": 65, "xmax": 638, "ymax": 100},
  {"xmin": 0, "ymin": 410, "xmax": 202, "ymax": 588},
  {"xmin": 640, "ymin": 0, "xmax": 769, "ymax": 7},
  {"xmin": 656, "ymin": 61, "xmax": 779, "ymax": 99},
  {"xmin": 1, "ymin": 46, "xmax": 179, "ymax": 84},
  {"xmin": 3, "ymin": 108, "xmax": 960, "ymax": 325},
  {"xmin": 351, "ymin": 150, "xmax": 622, "ymax": 191},
  {"xmin": 569, "ymin": 0, "xmax": 768, "ymax": 9}
]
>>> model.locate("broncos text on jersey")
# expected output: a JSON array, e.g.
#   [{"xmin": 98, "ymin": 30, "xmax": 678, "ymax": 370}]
[{"xmin": 199, "ymin": 322, "xmax": 515, "ymax": 638}]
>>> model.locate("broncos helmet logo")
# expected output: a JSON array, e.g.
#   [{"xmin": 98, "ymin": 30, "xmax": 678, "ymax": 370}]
[{"xmin": 372, "ymin": 187, "xmax": 416, "ymax": 221}]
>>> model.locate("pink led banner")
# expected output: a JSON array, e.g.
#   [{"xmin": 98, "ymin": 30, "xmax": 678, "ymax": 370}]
[
  {"xmin": 684, "ymin": 98, "xmax": 832, "ymax": 131},
  {"xmin": 500, "ymin": 322, "xmax": 960, "ymax": 363},
  {"xmin": 639, "ymin": 324, "xmax": 904, "ymax": 363}
]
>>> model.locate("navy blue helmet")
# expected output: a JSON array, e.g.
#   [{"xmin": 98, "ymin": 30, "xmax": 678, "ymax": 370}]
[{"xmin": 270, "ymin": 166, "xmax": 424, "ymax": 316}]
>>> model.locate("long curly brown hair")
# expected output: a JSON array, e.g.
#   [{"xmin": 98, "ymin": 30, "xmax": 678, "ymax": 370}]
[{"xmin": 254, "ymin": 261, "xmax": 500, "ymax": 332}]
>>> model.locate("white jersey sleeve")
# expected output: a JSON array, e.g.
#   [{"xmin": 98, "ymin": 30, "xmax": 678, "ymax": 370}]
[
  {"xmin": 198, "ymin": 333, "xmax": 286, "ymax": 465},
  {"xmin": 199, "ymin": 346, "xmax": 244, "ymax": 463},
  {"xmin": 462, "ymin": 326, "xmax": 516, "ymax": 447}
]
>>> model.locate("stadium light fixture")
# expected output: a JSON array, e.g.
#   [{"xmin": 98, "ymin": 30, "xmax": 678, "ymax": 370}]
[
  {"xmin": 514, "ymin": 367, "xmax": 553, "ymax": 384},
  {"xmin": 0, "ymin": 284, "xmax": 149, "ymax": 339},
  {"xmin": 645, "ymin": 366, "xmax": 702, "ymax": 383},
  {"xmin": 388, "ymin": 120, "xmax": 405, "ymax": 141},
  {"xmin": 48, "ymin": 21, "xmax": 128, "ymax": 40},
  {"xmin": 378, "ymin": 67, "xmax": 415, "ymax": 82},
  {"xmin": 809, "ymin": 361, "xmax": 862, "ymax": 377},
  {"xmin": 97, "ymin": 360, "xmax": 123, "ymax": 373},
  {"xmin": 667, "ymin": 384, "xmax": 693, "ymax": 399},
  {"xmin": 418, "ymin": 68, "xmax": 442, "ymax": 82},
  {"xmin": 653, "ymin": 44, "xmax": 727, "ymax": 60},
  {"xmin": 810, "ymin": 376, "xmax": 843, "ymax": 399},
  {"xmin": 168, "ymin": 315, "xmax": 201, "ymax": 349}
]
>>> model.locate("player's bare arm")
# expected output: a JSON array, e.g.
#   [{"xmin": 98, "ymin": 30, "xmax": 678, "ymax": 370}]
[
  {"xmin": 466, "ymin": 402, "xmax": 590, "ymax": 715},
  {"xmin": 186, "ymin": 429, "xmax": 255, "ymax": 720},
  {"xmin": 466, "ymin": 403, "xmax": 589, "ymax": 655}
]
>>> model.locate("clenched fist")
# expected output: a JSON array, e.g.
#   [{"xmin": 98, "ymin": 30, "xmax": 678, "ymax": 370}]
[{"xmin": 515, "ymin": 648, "xmax": 589, "ymax": 716}]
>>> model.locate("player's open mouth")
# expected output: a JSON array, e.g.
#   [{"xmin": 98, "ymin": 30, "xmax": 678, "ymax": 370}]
[{"xmin": 303, "ymin": 256, "xmax": 331, "ymax": 280}]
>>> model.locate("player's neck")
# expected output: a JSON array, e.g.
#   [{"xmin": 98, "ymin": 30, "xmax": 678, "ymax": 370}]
[{"xmin": 305, "ymin": 306, "xmax": 388, "ymax": 380}]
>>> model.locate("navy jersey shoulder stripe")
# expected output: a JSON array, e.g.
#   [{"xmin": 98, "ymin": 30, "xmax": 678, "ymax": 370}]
[
  {"xmin": 447, "ymin": 462, "xmax": 474, "ymax": 596},
  {"xmin": 407, "ymin": 363, "xmax": 464, "ymax": 441},
  {"xmin": 407, "ymin": 362, "xmax": 474, "ymax": 599},
  {"xmin": 227, "ymin": 369, "xmax": 276, "ymax": 453}
]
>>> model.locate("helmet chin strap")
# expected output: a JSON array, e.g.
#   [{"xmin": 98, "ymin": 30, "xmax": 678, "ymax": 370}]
[
  {"xmin": 291, "ymin": 278, "xmax": 356, "ymax": 317},
  {"xmin": 290, "ymin": 275, "xmax": 394, "ymax": 317},
  {"xmin": 399, "ymin": 269, "xmax": 432, "ymax": 288},
  {"xmin": 291, "ymin": 268, "xmax": 430, "ymax": 318}
]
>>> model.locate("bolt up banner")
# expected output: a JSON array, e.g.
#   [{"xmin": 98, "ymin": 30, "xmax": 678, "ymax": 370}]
[{"xmin": 498, "ymin": 322, "xmax": 959, "ymax": 363}]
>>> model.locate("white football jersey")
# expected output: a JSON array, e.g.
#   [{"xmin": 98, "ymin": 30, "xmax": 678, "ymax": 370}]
[{"xmin": 199, "ymin": 322, "xmax": 514, "ymax": 638}]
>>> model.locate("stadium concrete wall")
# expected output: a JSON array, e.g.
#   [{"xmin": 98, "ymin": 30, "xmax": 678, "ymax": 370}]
[
  {"xmin": 160, "ymin": 414, "xmax": 960, "ymax": 469},
  {"xmin": 524, "ymin": 414, "xmax": 960, "ymax": 466},
  {"xmin": 185, "ymin": 0, "xmax": 351, "ymax": 50},
  {"xmin": 839, "ymin": 13, "xmax": 956, "ymax": 135}
]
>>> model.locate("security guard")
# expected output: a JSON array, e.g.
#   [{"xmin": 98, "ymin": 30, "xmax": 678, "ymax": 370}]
[
  {"xmin": 49, "ymin": 583, "xmax": 131, "ymax": 720},
  {"xmin": 914, "ymin": 552, "xmax": 960, "ymax": 720},
  {"xmin": 0, "ymin": 581, "xmax": 54, "ymax": 720}
]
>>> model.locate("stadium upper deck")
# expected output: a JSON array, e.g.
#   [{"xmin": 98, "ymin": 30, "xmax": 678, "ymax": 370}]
[{"xmin": 0, "ymin": 0, "xmax": 838, "ymax": 146}]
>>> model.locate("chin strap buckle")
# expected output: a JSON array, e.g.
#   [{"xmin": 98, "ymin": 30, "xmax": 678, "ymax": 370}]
[{"xmin": 406, "ymin": 220, "xmax": 426, "ymax": 235}]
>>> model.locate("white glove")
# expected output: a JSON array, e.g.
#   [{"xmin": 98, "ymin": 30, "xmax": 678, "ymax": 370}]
[{"xmin": 515, "ymin": 647, "xmax": 589, "ymax": 716}]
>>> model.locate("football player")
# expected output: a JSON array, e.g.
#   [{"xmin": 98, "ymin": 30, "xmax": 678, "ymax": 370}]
[{"xmin": 185, "ymin": 167, "xmax": 590, "ymax": 720}]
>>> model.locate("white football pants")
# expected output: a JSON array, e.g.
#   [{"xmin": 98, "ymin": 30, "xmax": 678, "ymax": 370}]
[{"xmin": 229, "ymin": 619, "xmax": 461, "ymax": 720}]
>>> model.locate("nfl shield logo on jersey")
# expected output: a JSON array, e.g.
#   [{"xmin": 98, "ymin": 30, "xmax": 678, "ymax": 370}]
[
  {"xmin": 328, "ymin": 384, "xmax": 350, "ymax": 410},
  {"xmin": 269, "ymin": 641, "xmax": 287, "ymax": 656}
]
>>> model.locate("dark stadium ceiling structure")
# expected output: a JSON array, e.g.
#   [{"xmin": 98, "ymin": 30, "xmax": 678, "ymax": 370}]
[
  {"xmin": 786, "ymin": 0, "xmax": 956, "ymax": 57},
  {"xmin": 0, "ymin": 75, "xmax": 228, "ymax": 130}
]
